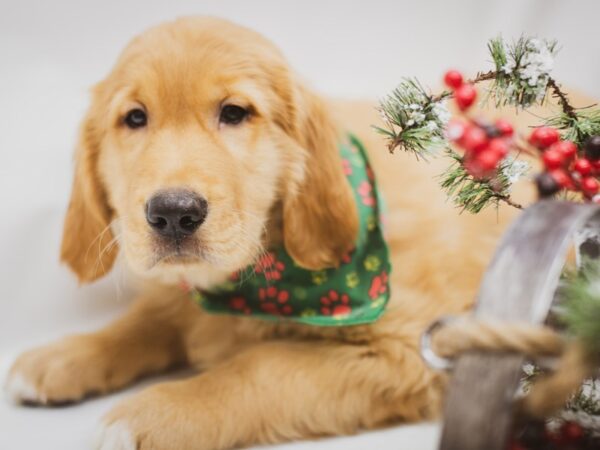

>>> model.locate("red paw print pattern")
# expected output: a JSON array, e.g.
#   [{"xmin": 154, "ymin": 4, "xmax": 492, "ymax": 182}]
[
  {"xmin": 357, "ymin": 181, "xmax": 375, "ymax": 207},
  {"xmin": 258, "ymin": 286, "xmax": 292, "ymax": 315},
  {"xmin": 229, "ymin": 296, "xmax": 251, "ymax": 314},
  {"xmin": 320, "ymin": 290, "xmax": 352, "ymax": 317},
  {"xmin": 369, "ymin": 271, "xmax": 389, "ymax": 300},
  {"xmin": 342, "ymin": 158, "xmax": 353, "ymax": 176},
  {"xmin": 341, "ymin": 247, "xmax": 355, "ymax": 265},
  {"xmin": 254, "ymin": 252, "xmax": 285, "ymax": 281}
]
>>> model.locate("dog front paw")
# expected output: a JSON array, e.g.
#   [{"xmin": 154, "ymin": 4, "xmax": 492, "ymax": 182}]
[
  {"xmin": 5, "ymin": 336, "xmax": 113, "ymax": 405},
  {"xmin": 98, "ymin": 382, "xmax": 215, "ymax": 450},
  {"xmin": 94, "ymin": 421, "xmax": 137, "ymax": 450}
]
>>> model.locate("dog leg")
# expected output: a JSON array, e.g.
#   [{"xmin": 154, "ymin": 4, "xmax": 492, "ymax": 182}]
[
  {"xmin": 97, "ymin": 339, "xmax": 442, "ymax": 450},
  {"xmin": 5, "ymin": 290, "xmax": 195, "ymax": 405}
]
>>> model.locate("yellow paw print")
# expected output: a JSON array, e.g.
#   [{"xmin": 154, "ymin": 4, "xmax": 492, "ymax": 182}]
[
  {"xmin": 346, "ymin": 272, "xmax": 360, "ymax": 289},
  {"xmin": 364, "ymin": 255, "xmax": 381, "ymax": 272},
  {"xmin": 311, "ymin": 271, "xmax": 328, "ymax": 285},
  {"xmin": 367, "ymin": 214, "xmax": 377, "ymax": 231},
  {"xmin": 301, "ymin": 308, "xmax": 317, "ymax": 318}
]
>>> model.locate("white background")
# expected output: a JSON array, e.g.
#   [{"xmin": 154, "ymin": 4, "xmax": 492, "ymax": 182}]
[{"xmin": 1, "ymin": 1, "xmax": 599, "ymax": 449}]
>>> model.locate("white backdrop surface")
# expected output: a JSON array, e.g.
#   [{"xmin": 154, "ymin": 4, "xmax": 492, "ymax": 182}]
[{"xmin": 1, "ymin": 1, "xmax": 599, "ymax": 449}]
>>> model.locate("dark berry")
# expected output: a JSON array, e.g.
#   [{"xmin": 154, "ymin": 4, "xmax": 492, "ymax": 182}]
[
  {"xmin": 560, "ymin": 421, "xmax": 584, "ymax": 442},
  {"xmin": 536, "ymin": 172, "xmax": 560, "ymax": 197},
  {"xmin": 584, "ymin": 135, "xmax": 600, "ymax": 161}
]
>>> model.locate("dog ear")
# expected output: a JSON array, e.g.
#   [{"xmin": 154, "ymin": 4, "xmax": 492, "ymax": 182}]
[
  {"xmin": 281, "ymin": 83, "xmax": 359, "ymax": 270},
  {"xmin": 60, "ymin": 92, "xmax": 117, "ymax": 283}
]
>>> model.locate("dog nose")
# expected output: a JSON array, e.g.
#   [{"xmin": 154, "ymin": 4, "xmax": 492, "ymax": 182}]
[{"xmin": 146, "ymin": 189, "xmax": 208, "ymax": 239}]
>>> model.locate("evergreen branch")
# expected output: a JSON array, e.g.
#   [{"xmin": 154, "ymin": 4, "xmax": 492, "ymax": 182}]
[
  {"xmin": 565, "ymin": 379, "xmax": 600, "ymax": 416},
  {"xmin": 547, "ymin": 78, "xmax": 577, "ymax": 120},
  {"xmin": 496, "ymin": 194, "xmax": 524, "ymax": 210},
  {"xmin": 485, "ymin": 36, "xmax": 558, "ymax": 109},
  {"xmin": 470, "ymin": 70, "xmax": 496, "ymax": 84},
  {"xmin": 438, "ymin": 149, "xmax": 524, "ymax": 213},
  {"xmin": 376, "ymin": 78, "xmax": 451, "ymax": 157},
  {"xmin": 559, "ymin": 262, "xmax": 600, "ymax": 359},
  {"xmin": 546, "ymin": 107, "xmax": 600, "ymax": 148}
]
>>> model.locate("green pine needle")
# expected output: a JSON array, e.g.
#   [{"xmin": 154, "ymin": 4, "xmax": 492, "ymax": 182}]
[
  {"xmin": 486, "ymin": 35, "xmax": 558, "ymax": 109},
  {"xmin": 565, "ymin": 380, "xmax": 600, "ymax": 415},
  {"xmin": 376, "ymin": 78, "xmax": 451, "ymax": 158},
  {"xmin": 546, "ymin": 107, "xmax": 600, "ymax": 148},
  {"xmin": 438, "ymin": 149, "xmax": 516, "ymax": 214},
  {"xmin": 559, "ymin": 262, "xmax": 600, "ymax": 358}
]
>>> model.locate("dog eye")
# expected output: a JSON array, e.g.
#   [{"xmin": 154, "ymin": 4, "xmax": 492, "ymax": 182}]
[
  {"xmin": 219, "ymin": 105, "xmax": 248, "ymax": 125},
  {"xmin": 124, "ymin": 109, "xmax": 148, "ymax": 129}
]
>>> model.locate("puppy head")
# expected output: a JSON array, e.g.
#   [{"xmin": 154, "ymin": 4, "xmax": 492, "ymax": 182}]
[{"xmin": 61, "ymin": 17, "xmax": 358, "ymax": 286}]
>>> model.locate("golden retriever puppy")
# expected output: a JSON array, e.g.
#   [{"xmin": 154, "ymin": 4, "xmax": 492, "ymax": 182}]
[{"xmin": 6, "ymin": 16, "xmax": 524, "ymax": 450}]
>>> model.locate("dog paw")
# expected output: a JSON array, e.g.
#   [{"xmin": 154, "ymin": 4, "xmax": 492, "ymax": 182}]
[
  {"xmin": 100, "ymin": 382, "xmax": 209, "ymax": 450},
  {"xmin": 94, "ymin": 421, "xmax": 137, "ymax": 450},
  {"xmin": 5, "ymin": 336, "xmax": 111, "ymax": 405}
]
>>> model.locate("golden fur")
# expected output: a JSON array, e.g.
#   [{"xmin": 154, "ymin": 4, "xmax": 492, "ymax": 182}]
[{"xmin": 7, "ymin": 16, "xmax": 589, "ymax": 450}]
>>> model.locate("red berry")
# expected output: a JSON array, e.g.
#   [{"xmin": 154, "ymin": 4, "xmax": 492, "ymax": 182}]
[
  {"xmin": 488, "ymin": 138, "xmax": 510, "ymax": 158},
  {"xmin": 463, "ymin": 159, "xmax": 480, "ymax": 177},
  {"xmin": 582, "ymin": 177, "xmax": 599, "ymax": 196},
  {"xmin": 544, "ymin": 427, "xmax": 565, "ymax": 445},
  {"xmin": 574, "ymin": 158, "xmax": 593, "ymax": 176},
  {"xmin": 552, "ymin": 140, "xmax": 578, "ymax": 161},
  {"xmin": 461, "ymin": 126, "xmax": 488, "ymax": 152},
  {"xmin": 542, "ymin": 149, "xmax": 566, "ymax": 170},
  {"xmin": 444, "ymin": 70, "xmax": 464, "ymax": 89},
  {"xmin": 536, "ymin": 172, "xmax": 561, "ymax": 197},
  {"xmin": 494, "ymin": 119, "xmax": 514, "ymax": 137},
  {"xmin": 454, "ymin": 84, "xmax": 477, "ymax": 111},
  {"xmin": 529, "ymin": 127, "xmax": 560, "ymax": 149},
  {"xmin": 560, "ymin": 421, "xmax": 584, "ymax": 441},
  {"xmin": 550, "ymin": 169, "xmax": 573, "ymax": 189},
  {"xmin": 476, "ymin": 150, "xmax": 502, "ymax": 171}
]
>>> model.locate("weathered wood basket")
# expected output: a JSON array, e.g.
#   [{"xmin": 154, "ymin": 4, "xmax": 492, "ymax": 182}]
[{"xmin": 431, "ymin": 200, "xmax": 600, "ymax": 450}]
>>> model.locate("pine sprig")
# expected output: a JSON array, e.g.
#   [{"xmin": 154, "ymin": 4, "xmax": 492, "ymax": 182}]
[
  {"xmin": 560, "ymin": 262, "xmax": 600, "ymax": 359},
  {"xmin": 439, "ymin": 149, "xmax": 525, "ymax": 213},
  {"xmin": 546, "ymin": 108, "xmax": 600, "ymax": 148},
  {"xmin": 378, "ymin": 34, "xmax": 599, "ymax": 214},
  {"xmin": 566, "ymin": 379, "xmax": 600, "ymax": 416},
  {"xmin": 487, "ymin": 36, "xmax": 558, "ymax": 109},
  {"xmin": 376, "ymin": 78, "xmax": 451, "ymax": 158}
]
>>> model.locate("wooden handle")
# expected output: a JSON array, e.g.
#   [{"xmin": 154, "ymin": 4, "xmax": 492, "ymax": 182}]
[{"xmin": 439, "ymin": 200, "xmax": 600, "ymax": 450}]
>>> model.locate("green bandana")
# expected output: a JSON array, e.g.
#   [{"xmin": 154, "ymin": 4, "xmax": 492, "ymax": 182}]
[{"xmin": 188, "ymin": 134, "xmax": 391, "ymax": 326}]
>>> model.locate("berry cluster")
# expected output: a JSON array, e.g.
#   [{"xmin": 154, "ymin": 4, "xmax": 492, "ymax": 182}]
[
  {"xmin": 444, "ymin": 70, "xmax": 477, "ymax": 111},
  {"xmin": 534, "ymin": 133, "xmax": 600, "ymax": 200},
  {"xmin": 443, "ymin": 69, "xmax": 600, "ymax": 201},
  {"xmin": 444, "ymin": 69, "xmax": 514, "ymax": 179},
  {"xmin": 446, "ymin": 117, "xmax": 513, "ymax": 179},
  {"xmin": 509, "ymin": 419, "xmax": 597, "ymax": 450}
]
